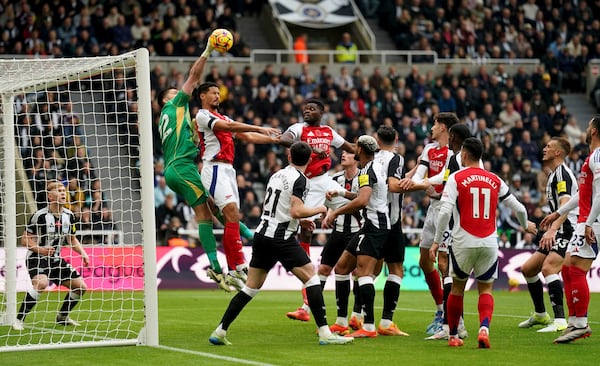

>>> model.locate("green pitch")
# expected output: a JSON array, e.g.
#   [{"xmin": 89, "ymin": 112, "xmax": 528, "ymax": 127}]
[{"xmin": 1, "ymin": 289, "xmax": 598, "ymax": 365}]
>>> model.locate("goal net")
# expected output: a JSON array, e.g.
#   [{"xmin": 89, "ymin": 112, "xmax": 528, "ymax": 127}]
[{"xmin": 0, "ymin": 49, "xmax": 158, "ymax": 351}]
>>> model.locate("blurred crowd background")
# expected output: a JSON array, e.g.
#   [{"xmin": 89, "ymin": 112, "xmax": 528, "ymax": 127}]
[{"xmin": 3, "ymin": 0, "xmax": 600, "ymax": 248}]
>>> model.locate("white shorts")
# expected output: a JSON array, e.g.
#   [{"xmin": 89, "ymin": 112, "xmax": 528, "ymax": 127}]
[
  {"xmin": 305, "ymin": 173, "xmax": 342, "ymax": 220},
  {"xmin": 567, "ymin": 223, "xmax": 600, "ymax": 259},
  {"xmin": 201, "ymin": 162, "xmax": 239, "ymax": 210},
  {"xmin": 419, "ymin": 200, "xmax": 449, "ymax": 253},
  {"xmin": 449, "ymin": 246, "xmax": 498, "ymax": 283},
  {"xmin": 437, "ymin": 229, "xmax": 452, "ymax": 254}
]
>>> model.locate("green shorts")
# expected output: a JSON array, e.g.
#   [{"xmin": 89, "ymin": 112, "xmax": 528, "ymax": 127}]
[{"xmin": 163, "ymin": 162, "xmax": 208, "ymax": 208}]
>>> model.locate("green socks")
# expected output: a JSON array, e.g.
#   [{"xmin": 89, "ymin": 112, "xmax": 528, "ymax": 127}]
[
  {"xmin": 198, "ymin": 220, "xmax": 222, "ymax": 273},
  {"xmin": 239, "ymin": 221, "xmax": 254, "ymax": 240}
]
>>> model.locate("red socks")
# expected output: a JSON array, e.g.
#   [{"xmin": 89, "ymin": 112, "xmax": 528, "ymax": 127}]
[
  {"xmin": 478, "ymin": 293, "xmax": 494, "ymax": 328},
  {"xmin": 562, "ymin": 264, "xmax": 574, "ymax": 317},
  {"xmin": 223, "ymin": 222, "xmax": 244, "ymax": 270},
  {"xmin": 300, "ymin": 242, "xmax": 310, "ymax": 255},
  {"xmin": 424, "ymin": 270, "xmax": 444, "ymax": 305},
  {"xmin": 569, "ymin": 266, "xmax": 590, "ymax": 317},
  {"xmin": 448, "ymin": 293, "xmax": 494, "ymax": 334},
  {"xmin": 299, "ymin": 242, "xmax": 311, "ymax": 306},
  {"xmin": 302, "ymin": 287, "xmax": 308, "ymax": 305},
  {"xmin": 447, "ymin": 294, "xmax": 463, "ymax": 335}
]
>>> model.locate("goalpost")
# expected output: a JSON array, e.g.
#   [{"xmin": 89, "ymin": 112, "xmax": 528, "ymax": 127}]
[{"xmin": 0, "ymin": 49, "xmax": 158, "ymax": 351}]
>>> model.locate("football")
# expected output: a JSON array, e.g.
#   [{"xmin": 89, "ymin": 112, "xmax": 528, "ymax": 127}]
[{"xmin": 209, "ymin": 29, "xmax": 234, "ymax": 53}]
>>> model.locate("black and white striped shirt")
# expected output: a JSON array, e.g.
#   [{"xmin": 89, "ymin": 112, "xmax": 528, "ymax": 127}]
[
  {"xmin": 358, "ymin": 159, "xmax": 390, "ymax": 230},
  {"xmin": 546, "ymin": 163, "xmax": 578, "ymax": 235},
  {"xmin": 327, "ymin": 171, "xmax": 361, "ymax": 233},
  {"xmin": 26, "ymin": 207, "xmax": 76, "ymax": 259},
  {"xmin": 255, "ymin": 166, "xmax": 309, "ymax": 240},
  {"xmin": 375, "ymin": 150, "xmax": 405, "ymax": 225}
]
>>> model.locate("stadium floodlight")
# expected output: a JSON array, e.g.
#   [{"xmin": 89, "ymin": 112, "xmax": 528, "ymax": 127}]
[{"xmin": 0, "ymin": 49, "xmax": 158, "ymax": 351}]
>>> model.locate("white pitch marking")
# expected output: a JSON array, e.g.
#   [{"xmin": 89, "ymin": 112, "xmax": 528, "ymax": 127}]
[{"xmin": 154, "ymin": 345, "xmax": 281, "ymax": 366}]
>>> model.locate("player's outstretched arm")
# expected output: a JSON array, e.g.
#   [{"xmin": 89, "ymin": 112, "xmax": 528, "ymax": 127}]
[
  {"xmin": 556, "ymin": 191, "xmax": 579, "ymax": 216},
  {"xmin": 212, "ymin": 119, "xmax": 280, "ymax": 136},
  {"xmin": 278, "ymin": 131, "xmax": 295, "ymax": 148},
  {"xmin": 393, "ymin": 164, "xmax": 430, "ymax": 192},
  {"xmin": 340, "ymin": 140, "xmax": 355, "ymax": 153},
  {"xmin": 324, "ymin": 186, "xmax": 371, "ymax": 227},
  {"xmin": 236, "ymin": 130, "xmax": 281, "ymax": 144},
  {"xmin": 181, "ymin": 42, "xmax": 214, "ymax": 96},
  {"xmin": 326, "ymin": 189, "xmax": 357, "ymax": 201},
  {"xmin": 290, "ymin": 196, "xmax": 326, "ymax": 219}
]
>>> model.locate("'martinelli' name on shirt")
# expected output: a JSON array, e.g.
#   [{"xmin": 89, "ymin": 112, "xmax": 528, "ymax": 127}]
[{"xmin": 460, "ymin": 174, "xmax": 498, "ymax": 189}]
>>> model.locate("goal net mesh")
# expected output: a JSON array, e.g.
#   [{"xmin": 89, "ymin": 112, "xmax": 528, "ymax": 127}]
[{"xmin": 0, "ymin": 50, "xmax": 156, "ymax": 351}]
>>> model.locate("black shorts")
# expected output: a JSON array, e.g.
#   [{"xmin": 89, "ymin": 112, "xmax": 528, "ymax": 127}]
[
  {"xmin": 347, "ymin": 220, "xmax": 390, "ymax": 260},
  {"xmin": 250, "ymin": 233, "xmax": 311, "ymax": 272},
  {"xmin": 382, "ymin": 221, "xmax": 406, "ymax": 264},
  {"xmin": 536, "ymin": 232, "xmax": 570, "ymax": 257},
  {"xmin": 320, "ymin": 230, "xmax": 358, "ymax": 268},
  {"xmin": 27, "ymin": 256, "xmax": 81, "ymax": 285}
]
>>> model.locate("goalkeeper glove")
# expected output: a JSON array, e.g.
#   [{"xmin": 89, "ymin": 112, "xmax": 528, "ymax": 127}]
[{"xmin": 201, "ymin": 41, "xmax": 214, "ymax": 58}]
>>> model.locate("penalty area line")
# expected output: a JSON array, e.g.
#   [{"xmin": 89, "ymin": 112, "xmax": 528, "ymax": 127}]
[{"xmin": 154, "ymin": 344, "xmax": 281, "ymax": 366}]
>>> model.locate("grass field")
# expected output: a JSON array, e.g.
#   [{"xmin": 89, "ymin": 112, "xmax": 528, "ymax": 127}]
[{"xmin": 1, "ymin": 289, "xmax": 598, "ymax": 365}]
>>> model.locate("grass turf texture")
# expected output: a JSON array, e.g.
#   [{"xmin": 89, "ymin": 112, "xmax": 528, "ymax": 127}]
[{"xmin": 1, "ymin": 289, "xmax": 598, "ymax": 365}]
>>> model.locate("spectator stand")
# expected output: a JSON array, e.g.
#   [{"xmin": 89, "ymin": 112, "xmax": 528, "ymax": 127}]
[{"xmin": 4, "ymin": 0, "xmax": 600, "ymax": 250}]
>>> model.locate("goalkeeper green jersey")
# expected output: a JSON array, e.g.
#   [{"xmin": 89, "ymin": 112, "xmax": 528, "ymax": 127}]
[{"xmin": 158, "ymin": 90, "xmax": 198, "ymax": 167}]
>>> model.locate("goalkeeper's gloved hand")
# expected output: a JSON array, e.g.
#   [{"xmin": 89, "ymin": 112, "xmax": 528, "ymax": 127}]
[{"xmin": 201, "ymin": 41, "xmax": 214, "ymax": 58}]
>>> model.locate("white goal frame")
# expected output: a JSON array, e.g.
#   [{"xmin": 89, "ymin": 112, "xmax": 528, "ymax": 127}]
[{"xmin": 0, "ymin": 49, "xmax": 158, "ymax": 351}]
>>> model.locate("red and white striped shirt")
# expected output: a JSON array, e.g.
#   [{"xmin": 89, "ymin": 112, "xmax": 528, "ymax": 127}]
[
  {"xmin": 284, "ymin": 123, "xmax": 345, "ymax": 178},
  {"xmin": 196, "ymin": 109, "xmax": 235, "ymax": 164},
  {"xmin": 577, "ymin": 148, "xmax": 600, "ymax": 223},
  {"xmin": 418, "ymin": 142, "xmax": 452, "ymax": 194}
]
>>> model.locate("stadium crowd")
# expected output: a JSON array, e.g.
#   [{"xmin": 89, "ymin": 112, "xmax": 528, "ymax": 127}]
[
  {"xmin": 2, "ymin": 0, "xmax": 599, "ymax": 248},
  {"xmin": 0, "ymin": 0, "xmax": 257, "ymax": 58},
  {"xmin": 374, "ymin": 0, "xmax": 599, "ymax": 93},
  {"xmin": 0, "ymin": 0, "xmax": 597, "ymax": 95},
  {"xmin": 14, "ymin": 90, "xmax": 119, "ymax": 245},
  {"xmin": 149, "ymin": 59, "xmax": 589, "ymax": 248}
]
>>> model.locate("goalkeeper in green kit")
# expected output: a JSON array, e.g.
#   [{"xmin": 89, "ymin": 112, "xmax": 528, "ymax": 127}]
[{"xmin": 157, "ymin": 41, "xmax": 278, "ymax": 291}]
